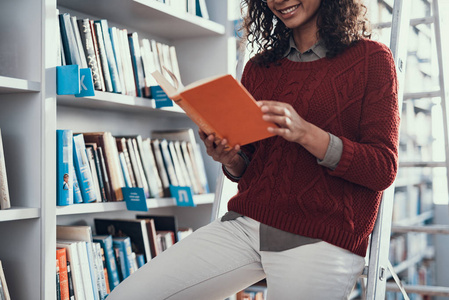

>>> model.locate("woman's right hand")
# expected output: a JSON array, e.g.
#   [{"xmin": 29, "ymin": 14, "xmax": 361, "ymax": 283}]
[{"xmin": 198, "ymin": 130, "xmax": 247, "ymax": 177}]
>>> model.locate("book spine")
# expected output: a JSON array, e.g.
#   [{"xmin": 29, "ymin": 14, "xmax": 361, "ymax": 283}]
[
  {"xmin": 57, "ymin": 260, "xmax": 61, "ymax": 300},
  {"xmin": 59, "ymin": 13, "xmax": 81, "ymax": 66},
  {"xmin": 93, "ymin": 236, "xmax": 120, "ymax": 290},
  {"xmin": 66, "ymin": 261, "xmax": 75, "ymax": 300},
  {"xmin": 109, "ymin": 27, "xmax": 127, "ymax": 95},
  {"xmin": 89, "ymin": 20, "xmax": 106, "ymax": 91},
  {"xmin": 70, "ymin": 15, "xmax": 88, "ymax": 68},
  {"xmin": 85, "ymin": 243, "xmax": 100, "ymax": 300},
  {"xmin": 56, "ymin": 248, "xmax": 70, "ymax": 300},
  {"xmin": 127, "ymin": 32, "xmax": 145, "ymax": 97},
  {"xmin": 96, "ymin": 147, "xmax": 112, "ymax": 202},
  {"xmin": 73, "ymin": 134, "xmax": 97, "ymax": 203},
  {"xmin": 131, "ymin": 139, "xmax": 150, "ymax": 198},
  {"xmin": 77, "ymin": 19, "xmax": 103, "ymax": 90},
  {"xmin": 93, "ymin": 22, "xmax": 113, "ymax": 92},
  {"xmin": 87, "ymin": 146, "xmax": 107, "ymax": 202},
  {"xmin": 0, "ymin": 129, "xmax": 11, "ymax": 210},
  {"xmin": 151, "ymin": 140, "xmax": 171, "ymax": 197},
  {"xmin": 57, "ymin": 130, "xmax": 74, "ymax": 206},
  {"xmin": 72, "ymin": 168, "xmax": 83, "ymax": 204},
  {"xmin": 93, "ymin": 243, "xmax": 108, "ymax": 300},
  {"xmin": 85, "ymin": 147, "xmax": 102, "ymax": 203},
  {"xmin": 96, "ymin": 20, "xmax": 122, "ymax": 93},
  {"xmin": 76, "ymin": 242, "xmax": 95, "ymax": 300}
]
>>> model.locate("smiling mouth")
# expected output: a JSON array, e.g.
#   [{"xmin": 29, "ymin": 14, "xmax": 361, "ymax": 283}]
[{"xmin": 279, "ymin": 4, "xmax": 300, "ymax": 14}]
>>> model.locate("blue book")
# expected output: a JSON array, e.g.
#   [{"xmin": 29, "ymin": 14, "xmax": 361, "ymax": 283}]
[
  {"xmin": 57, "ymin": 130, "xmax": 74, "ymax": 206},
  {"xmin": 127, "ymin": 32, "xmax": 145, "ymax": 97},
  {"xmin": 93, "ymin": 235, "xmax": 120, "ymax": 290},
  {"xmin": 95, "ymin": 20, "xmax": 122, "ymax": 94},
  {"xmin": 136, "ymin": 253, "xmax": 145, "ymax": 268},
  {"xmin": 73, "ymin": 134, "xmax": 97, "ymax": 203},
  {"xmin": 112, "ymin": 237, "xmax": 133, "ymax": 281},
  {"xmin": 58, "ymin": 13, "xmax": 82, "ymax": 66},
  {"xmin": 72, "ymin": 168, "xmax": 83, "ymax": 204}
]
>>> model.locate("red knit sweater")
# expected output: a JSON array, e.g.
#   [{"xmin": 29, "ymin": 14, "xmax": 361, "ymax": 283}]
[{"xmin": 226, "ymin": 39, "xmax": 400, "ymax": 257}]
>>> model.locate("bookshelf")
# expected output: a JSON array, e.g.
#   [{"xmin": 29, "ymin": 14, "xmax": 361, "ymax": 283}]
[{"xmin": 0, "ymin": 0, "xmax": 232, "ymax": 299}]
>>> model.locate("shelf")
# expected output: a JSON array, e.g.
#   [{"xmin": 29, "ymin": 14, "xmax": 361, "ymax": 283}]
[
  {"xmin": 56, "ymin": 193, "xmax": 215, "ymax": 216},
  {"xmin": 0, "ymin": 207, "xmax": 40, "ymax": 222},
  {"xmin": 58, "ymin": 92, "xmax": 186, "ymax": 117},
  {"xmin": 391, "ymin": 246, "xmax": 434, "ymax": 277},
  {"xmin": 57, "ymin": 0, "xmax": 225, "ymax": 39},
  {"xmin": 0, "ymin": 76, "xmax": 40, "ymax": 94},
  {"xmin": 392, "ymin": 210, "xmax": 434, "ymax": 226}
]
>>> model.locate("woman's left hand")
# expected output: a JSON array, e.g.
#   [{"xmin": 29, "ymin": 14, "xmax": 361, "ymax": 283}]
[{"xmin": 259, "ymin": 100, "xmax": 311, "ymax": 145}]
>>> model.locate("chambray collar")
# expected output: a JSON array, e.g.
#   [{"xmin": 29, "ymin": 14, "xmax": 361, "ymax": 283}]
[{"xmin": 284, "ymin": 35, "xmax": 327, "ymax": 61}]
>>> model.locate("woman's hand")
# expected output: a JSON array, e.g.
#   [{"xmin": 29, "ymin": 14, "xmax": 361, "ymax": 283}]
[
  {"xmin": 259, "ymin": 100, "xmax": 330, "ymax": 160},
  {"xmin": 259, "ymin": 100, "xmax": 310, "ymax": 144},
  {"xmin": 198, "ymin": 130, "xmax": 247, "ymax": 177}
]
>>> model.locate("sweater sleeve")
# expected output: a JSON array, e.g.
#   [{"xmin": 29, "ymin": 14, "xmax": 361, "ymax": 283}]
[{"xmin": 327, "ymin": 44, "xmax": 400, "ymax": 191}]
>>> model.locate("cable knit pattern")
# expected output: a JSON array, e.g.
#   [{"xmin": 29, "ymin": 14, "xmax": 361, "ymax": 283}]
[{"xmin": 226, "ymin": 39, "xmax": 400, "ymax": 257}]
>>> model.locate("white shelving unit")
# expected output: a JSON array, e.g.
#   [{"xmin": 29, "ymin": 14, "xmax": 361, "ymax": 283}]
[{"xmin": 0, "ymin": 0, "xmax": 232, "ymax": 299}]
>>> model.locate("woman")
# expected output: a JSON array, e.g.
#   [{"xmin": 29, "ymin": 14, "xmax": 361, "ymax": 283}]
[{"xmin": 108, "ymin": 0, "xmax": 399, "ymax": 299}]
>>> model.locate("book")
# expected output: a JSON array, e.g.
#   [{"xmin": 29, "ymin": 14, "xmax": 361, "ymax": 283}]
[
  {"xmin": 89, "ymin": 19, "xmax": 106, "ymax": 91},
  {"xmin": 59, "ymin": 13, "xmax": 82, "ymax": 66},
  {"xmin": 128, "ymin": 138, "xmax": 150, "ymax": 197},
  {"xmin": 70, "ymin": 15, "xmax": 88, "ymax": 69},
  {"xmin": 116, "ymin": 138, "xmax": 136, "ymax": 188},
  {"xmin": 72, "ymin": 168, "xmax": 83, "ymax": 204},
  {"xmin": 66, "ymin": 261, "xmax": 75, "ymax": 300},
  {"xmin": 56, "ymin": 248, "xmax": 70, "ymax": 300},
  {"xmin": 94, "ymin": 218, "xmax": 157, "ymax": 262},
  {"xmin": 159, "ymin": 139, "xmax": 179, "ymax": 187},
  {"xmin": 73, "ymin": 134, "xmax": 97, "ymax": 203},
  {"xmin": 92, "ymin": 243, "xmax": 108, "ymax": 300},
  {"xmin": 56, "ymin": 260, "xmax": 60, "ymax": 300},
  {"xmin": 137, "ymin": 136, "xmax": 163, "ymax": 198},
  {"xmin": 57, "ymin": 130, "xmax": 74, "ymax": 206},
  {"xmin": 95, "ymin": 20, "xmax": 122, "ymax": 94},
  {"xmin": 0, "ymin": 260, "xmax": 10, "ymax": 300},
  {"xmin": 56, "ymin": 241, "xmax": 85, "ymax": 300},
  {"xmin": 112, "ymin": 237, "xmax": 134, "ymax": 280},
  {"xmin": 96, "ymin": 146, "xmax": 112, "ymax": 202},
  {"xmin": 85, "ymin": 143, "xmax": 107, "ymax": 202},
  {"xmin": 93, "ymin": 22, "xmax": 113, "ymax": 92},
  {"xmin": 128, "ymin": 32, "xmax": 147, "ymax": 97},
  {"xmin": 151, "ymin": 70, "xmax": 276, "ymax": 147},
  {"xmin": 85, "ymin": 147, "xmax": 103, "ymax": 203},
  {"xmin": 77, "ymin": 18, "xmax": 103, "ymax": 91},
  {"xmin": 136, "ymin": 215, "xmax": 179, "ymax": 243},
  {"xmin": 150, "ymin": 139, "xmax": 170, "ymax": 197},
  {"xmin": 118, "ymin": 28, "xmax": 137, "ymax": 97},
  {"xmin": 0, "ymin": 129, "xmax": 11, "ymax": 210},
  {"xmin": 92, "ymin": 235, "xmax": 120, "ymax": 290},
  {"xmin": 109, "ymin": 27, "xmax": 126, "ymax": 95}
]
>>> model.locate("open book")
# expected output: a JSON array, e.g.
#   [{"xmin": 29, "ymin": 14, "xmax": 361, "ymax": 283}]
[{"xmin": 151, "ymin": 70, "xmax": 276, "ymax": 147}]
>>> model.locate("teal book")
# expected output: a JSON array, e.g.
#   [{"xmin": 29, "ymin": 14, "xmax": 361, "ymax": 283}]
[
  {"xmin": 57, "ymin": 130, "xmax": 74, "ymax": 206},
  {"xmin": 72, "ymin": 168, "xmax": 83, "ymax": 204},
  {"xmin": 112, "ymin": 237, "xmax": 133, "ymax": 281},
  {"xmin": 92, "ymin": 235, "xmax": 120, "ymax": 290},
  {"xmin": 73, "ymin": 134, "xmax": 97, "ymax": 203}
]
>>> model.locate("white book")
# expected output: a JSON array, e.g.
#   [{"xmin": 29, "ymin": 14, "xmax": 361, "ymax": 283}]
[{"xmin": 57, "ymin": 241, "xmax": 86, "ymax": 300}]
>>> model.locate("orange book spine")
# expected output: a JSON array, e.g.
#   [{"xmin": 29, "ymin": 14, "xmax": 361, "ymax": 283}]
[{"xmin": 56, "ymin": 248, "xmax": 70, "ymax": 300}]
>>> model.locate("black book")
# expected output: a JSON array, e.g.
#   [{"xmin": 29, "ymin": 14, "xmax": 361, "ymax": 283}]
[
  {"xmin": 86, "ymin": 144, "xmax": 107, "ymax": 202},
  {"xmin": 97, "ymin": 146, "xmax": 113, "ymax": 202}
]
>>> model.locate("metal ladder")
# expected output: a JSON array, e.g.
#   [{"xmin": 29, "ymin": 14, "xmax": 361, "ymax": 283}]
[{"xmin": 212, "ymin": 0, "xmax": 449, "ymax": 298}]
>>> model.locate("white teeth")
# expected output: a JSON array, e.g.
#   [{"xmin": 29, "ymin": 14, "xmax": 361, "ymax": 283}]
[{"xmin": 280, "ymin": 4, "xmax": 299, "ymax": 14}]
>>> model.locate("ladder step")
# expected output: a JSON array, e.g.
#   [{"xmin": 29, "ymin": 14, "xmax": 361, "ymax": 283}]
[
  {"xmin": 391, "ymin": 225, "xmax": 449, "ymax": 234},
  {"xmin": 398, "ymin": 161, "xmax": 446, "ymax": 168},
  {"xmin": 403, "ymin": 90, "xmax": 441, "ymax": 100},
  {"xmin": 386, "ymin": 283, "xmax": 449, "ymax": 297},
  {"xmin": 373, "ymin": 16, "xmax": 435, "ymax": 29}
]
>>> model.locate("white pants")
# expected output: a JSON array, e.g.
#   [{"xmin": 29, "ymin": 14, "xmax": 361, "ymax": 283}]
[{"xmin": 107, "ymin": 216, "xmax": 365, "ymax": 300}]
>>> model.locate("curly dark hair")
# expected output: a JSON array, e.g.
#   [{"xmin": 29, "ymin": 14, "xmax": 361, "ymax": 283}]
[{"xmin": 241, "ymin": 0, "xmax": 371, "ymax": 66}]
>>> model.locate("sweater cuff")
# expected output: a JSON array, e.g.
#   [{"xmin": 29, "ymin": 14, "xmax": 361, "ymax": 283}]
[
  {"xmin": 317, "ymin": 133, "xmax": 342, "ymax": 170},
  {"xmin": 327, "ymin": 136, "xmax": 355, "ymax": 177},
  {"xmin": 222, "ymin": 151, "xmax": 250, "ymax": 182}
]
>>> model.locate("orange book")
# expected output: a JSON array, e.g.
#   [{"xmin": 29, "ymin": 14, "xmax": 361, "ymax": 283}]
[
  {"xmin": 151, "ymin": 70, "xmax": 276, "ymax": 147},
  {"xmin": 56, "ymin": 248, "xmax": 70, "ymax": 300}
]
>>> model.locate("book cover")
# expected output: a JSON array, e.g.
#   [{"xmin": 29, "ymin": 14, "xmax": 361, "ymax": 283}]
[
  {"xmin": 57, "ymin": 129, "xmax": 74, "ymax": 206},
  {"xmin": 94, "ymin": 218, "xmax": 156, "ymax": 262},
  {"xmin": 56, "ymin": 248, "xmax": 70, "ymax": 300},
  {"xmin": 0, "ymin": 129, "xmax": 11, "ymax": 210},
  {"xmin": 95, "ymin": 20, "xmax": 122, "ymax": 94},
  {"xmin": 92, "ymin": 235, "xmax": 120, "ymax": 290},
  {"xmin": 151, "ymin": 71, "xmax": 276, "ymax": 147},
  {"xmin": 73, "ymin": 134, "xmax": 97, "ymax": 203},
  {"xmin": 0, "ymin": 260, "xmax": 10, "ymax": 300},
  {"xmin": 77, "ymin": 18, "xmax": 103, "ymax": 91},
  {"xmin": 112, "ymin": 237, "xmax": 133, "ymax": 280}
]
